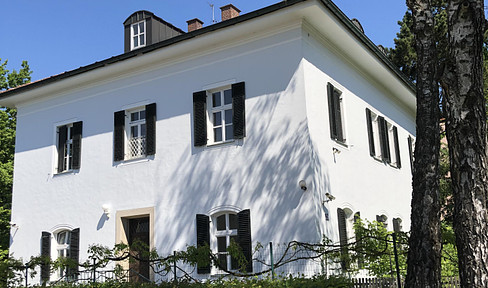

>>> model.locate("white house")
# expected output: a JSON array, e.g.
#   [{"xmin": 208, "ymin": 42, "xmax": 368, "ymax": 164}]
[{"xmin": 0, "ymin": 0, "xmax": 415, "ymax": 283}]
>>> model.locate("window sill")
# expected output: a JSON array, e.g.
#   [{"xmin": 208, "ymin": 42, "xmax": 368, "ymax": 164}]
[
  {"xmin": 206, "ymin": 139, "xmax": 243, "ymax": 149},
  {"xmin": 114, "ymin": 155, "xmax": 154, "ymax": 167},
  {"xmin": 331, "ymin": 139, "xmax": 349, "ymax": 148},
  {"xmin": 53, "ymin": 170, "xmax": 79, "ymax": 177}
]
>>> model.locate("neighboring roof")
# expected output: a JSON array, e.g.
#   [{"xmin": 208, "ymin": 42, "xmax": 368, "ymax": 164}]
[{"xmin": 0, "ymin": 0, "xmax": 415, "ymax": 102}]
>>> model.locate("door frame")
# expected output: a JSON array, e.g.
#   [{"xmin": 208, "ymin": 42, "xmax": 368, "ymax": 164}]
[{"xmin": 115, "ymin": 207, "xmax": 155, "ymax": 281}]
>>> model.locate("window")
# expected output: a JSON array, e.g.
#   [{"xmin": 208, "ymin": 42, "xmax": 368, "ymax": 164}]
[
  {"xmin": 195, "ymin": 209, "xmax": 252, "ymax": 274},
  {"xmin": 56, "ymin": 230, "xmax": 71, "ymax": 278},
  {"xmin": 193, "ymin": 82, "xmax": 246, "ymax": 146},
  {"xmin": 40, "ymin": 228, "xmax": 80, "ymax": 284},
  {"xmin": 131, "ymin": 21, "xmax": 146, "ymax": 50},
  {"xmin": 408, "ymin": 135, "xmax": 415, "ymax": 173},
  {"xmin": 327, "ymin": 83, "xmax": 345, "ymax": 143},
  {"xmin": 393, "ymin": 218, "xmax": 403, "ymax": 232},
  {"xmin": 114, "ymin": 103, "xmax": 156, "ymax": 162},
  {"xmin": 366, "ymin": 108, "xmax": 401, "ymax": 168},
  {"xmin": 57, "ymin": 121, "xmax": 82, "ymax": 173},
  {"xmin": 376, "ymin": 214, "xmax": 388, "ymax": 228}
]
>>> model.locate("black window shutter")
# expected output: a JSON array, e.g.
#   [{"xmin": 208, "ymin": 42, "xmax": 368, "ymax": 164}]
[
  {"xmin": 232, "ymin": 82, "xmax": 246, "ymax": 139},
  {"xmin": 196, "ymin": 214, "xmax": 210, "ymax": 274},
  {"xmin": 408, "ymin": 136, "xmax": 414, "ymax": 173},
  {"xmin": 57, "ymin": 125, "xmax": 67, "ymax": 173},
  {"xmin": 114, "ymin": 110, "xmax": 126, "ymax": 161},
  {"xmin": 237, "ymin": 209, "xmax": 253, "ymax": 273},
  {"xmin": 145, "ymin": 103, "xmax": 156, "ymax": 155},
  {"xmin": 193, "ymin": 91, "xmax": 207, "ymax": 146},
  {"xmin": 337, "ymin": 208, "xmax": 348, "ymax": 270},
  {"xmin": 72, "ymin": 121, "xmax": 83, "ymax": 170},
  {"xmin": 41, "ymin": 231, "xmax": 51, "ymax": 284},
  {"xmin": 378, "ymin": 116, "xmax": 391, "ymax": 163},
  {"xmin": 366, "ymin": 108, "xmax": 376, "ymax": 157},
  {"xmin": 67, "ymin": 228, "xmax": 80, "ymax": 279},
  {"xmin": 393, "ymin": 126, "xmax": 401, "ymax": 168},
  {"xmin": 327, "ymin": 83, "xmax": 338, "ymax": 140}
]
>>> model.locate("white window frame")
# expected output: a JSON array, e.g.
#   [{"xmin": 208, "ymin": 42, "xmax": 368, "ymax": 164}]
[
  {"xmin": 131, "ymin": 20, "xmax": 146, "ymax": 50},
  {"xmin": 57, "ymin": 123, "xmax": 74, "ymax": 173},
  {"xmin": 55, "ymin": 230, "xmax": 71, "ymax": 278},
  {"xmin": 207, "ymin": 86, "xmax": 234, "ymax": 145},
  {"xmin": 211, "ymin": 212, "xmax": 238, "ymax": 272},
  {"xmin": 126, "ymin": 107, "xmax": 147, "ymax": 160},
  {"xmin": 369, "ymin": 111, "xmax": 382, "ymax": 160},
  {"xmin": 387, "ymin": 123, "xmax": 400, "ymax": 167}
]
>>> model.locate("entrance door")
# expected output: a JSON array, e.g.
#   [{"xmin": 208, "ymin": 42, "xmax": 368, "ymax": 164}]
[{"xmin": 128, "ymin": 217, "xmax": 150, "ymax": 282}]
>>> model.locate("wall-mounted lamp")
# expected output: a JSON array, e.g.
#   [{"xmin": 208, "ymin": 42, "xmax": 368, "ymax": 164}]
[
  {"xmin": 299, "ymin": 180, "xmax": 307, "ymax": 191},
  {"xmin": 10, "ymin": 222, "xmax": 18, "ymax": 229},
  {"xmin": 102, "ymin": 204, "xmax": 111, "ymax": 219},
  {"xmin": 333, "ymin": 147, "xmax": 341, "ymax": 154}
]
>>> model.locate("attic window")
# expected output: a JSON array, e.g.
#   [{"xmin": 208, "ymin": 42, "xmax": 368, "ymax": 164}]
[{"xmin": 131, "ymin": 20, "xmax": 146, "ymax": 50}]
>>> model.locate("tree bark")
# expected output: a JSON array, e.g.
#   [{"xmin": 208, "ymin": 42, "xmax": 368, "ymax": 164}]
[
  {"xmin": 441, "ymin": 1, "xmax": 488, "ymax": 286},
  {"xmin": 405, "ymin": 0, "xmax": 442, "ymax": 287}
]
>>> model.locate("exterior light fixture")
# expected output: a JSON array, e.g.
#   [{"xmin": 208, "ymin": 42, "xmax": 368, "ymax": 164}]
[
  {"xmin": 102, "ymin": 204, "xmax": 111, "ymax": 219},
  {"xmin": 299, "ymin": 180, "xmax": 307, "ymax": 191}
]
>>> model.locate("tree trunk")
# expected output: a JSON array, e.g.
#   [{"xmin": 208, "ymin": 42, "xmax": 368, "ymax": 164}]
[
  {"xmin": 405, "ymin": 0, "xmax": 442, "ymax": 287},
  {"xmin": 441, "ymin": 1, "xmax": 488, "ymax": 286}
]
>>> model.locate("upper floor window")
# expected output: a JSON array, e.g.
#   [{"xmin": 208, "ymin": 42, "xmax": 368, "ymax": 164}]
[
  {"xmin": 366, "ymin": 108, "xmax": 401, "ymax": 168},
  {"xmin": 327, "ymin": 83, "xmax": 345, "ymax": 143},
  {"xmin": 57, "ymin": 121, "xmax": 82, "ymax": 173},
  {"xmin": 114, "ymin": 103, "xmax": 156, "ymax": 162},
  {"xmin": 193, "ymin": 82, "xmax": 246, "ymax": 147},
  {"xmin": 131, "ymin": 21, "xmax": 146, "ymax": 50}
]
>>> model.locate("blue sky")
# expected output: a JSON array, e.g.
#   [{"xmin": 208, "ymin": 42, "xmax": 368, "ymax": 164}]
[{"xmin": 2, "ymin": 0, "xmax": 411, "ymax": 81}]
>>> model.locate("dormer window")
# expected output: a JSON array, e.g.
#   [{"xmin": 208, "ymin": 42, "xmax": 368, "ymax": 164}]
[{"xmin": 131, "ymin": 20, "xmax": 146, "ymax": 50}]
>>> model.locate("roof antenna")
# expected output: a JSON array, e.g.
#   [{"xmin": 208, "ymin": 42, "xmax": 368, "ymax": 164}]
[{"xmin": 208, "ymin": 2, "xmax": 217, "ymax": 23}]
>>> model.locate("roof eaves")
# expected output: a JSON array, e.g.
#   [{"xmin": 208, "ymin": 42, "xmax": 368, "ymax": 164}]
[{"xmin": 318, "ymin": 0, "xmax": 415, "ymax": 92}]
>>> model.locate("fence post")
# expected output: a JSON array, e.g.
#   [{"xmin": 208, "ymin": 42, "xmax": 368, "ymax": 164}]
[
  {"xmin": 269, "ymin": 242, "xmax": 274, "ymax": 280},
  {"xmin": 392, "ymin": 233, "xmax": 401, "ymax": 288},
  {"xmin": 92, "ymin": 258, "xmax": 96, "ymax": 283},
  {"xmin": 24, "ymin": 264, "xmax": 28, "ymax": 287},
  {"xmin": 173, "ymin": 251, "xmax": 177, "ymax": 284}
]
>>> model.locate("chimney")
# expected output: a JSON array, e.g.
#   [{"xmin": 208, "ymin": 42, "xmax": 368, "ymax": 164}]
[
  {"xmin": 220, "ymin": 4, "xmax": 240, "ymax": 21},
  {"xmin": 187, "ymin": 18, "xmax": 204, "ymax": 32}
]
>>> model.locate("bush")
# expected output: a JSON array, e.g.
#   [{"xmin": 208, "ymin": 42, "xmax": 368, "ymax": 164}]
[{"xmin": 28, "ymin": 275, "xmax": 353, "ymax": 288}]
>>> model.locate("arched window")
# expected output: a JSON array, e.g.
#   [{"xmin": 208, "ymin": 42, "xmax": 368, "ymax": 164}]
[
  {"xmin": 214, "ymin": 212, "xmax": 239, "ymax": 271},
  {"xmin": 55, "ymin": 230, "xmax": 71, "ymax": 278}
]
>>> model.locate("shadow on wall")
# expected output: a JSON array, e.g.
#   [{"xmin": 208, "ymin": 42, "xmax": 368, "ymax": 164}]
[{"xmin": 153, "ymin": 64, "xmax": 332, "ymax": 252}]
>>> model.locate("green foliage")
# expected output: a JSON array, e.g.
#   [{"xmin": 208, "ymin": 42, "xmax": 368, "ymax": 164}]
[
  {"xmin": 24, "ymin": 274, "xmax": 352, "ymax": 288},
  {"xmin": 0, "ymin": 58, "xmax": 32, "ymax": 259},
  {"xmin": 352, "ymin": 219, "xmax": 408, "ymax": 278}
]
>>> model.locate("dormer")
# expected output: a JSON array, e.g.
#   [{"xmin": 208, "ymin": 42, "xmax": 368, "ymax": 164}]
[{"xmin": 124, "ymin": 10, "xmax": 185, "ymax": 53}]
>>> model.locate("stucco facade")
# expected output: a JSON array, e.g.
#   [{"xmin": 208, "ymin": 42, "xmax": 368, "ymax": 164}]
[{"xmin": 1, "ymin": 0, "xmax": 415, "ymax": 283}]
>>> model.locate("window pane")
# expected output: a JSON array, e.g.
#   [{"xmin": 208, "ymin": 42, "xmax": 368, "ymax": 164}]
[
  {"xmin": 225, "ymin": 109, "xmax": 232, "ymax": 124},
  {"xmin": 230, "ymin": 235, "xmax": 239, "ymax": 270},
  {"xmin": 218, "ymin": 254, "xmax": 227, "ymax": 270},
  {"xmin": 141, "ymin": 124, "xmax": 146, "ymax": 137},
  {"xmin": 140, "ymin": 110, "xmax": 146, "ymax": 120},
  {"xmin": 212, "ymin": 92, "xmax": 221, "ymax": 107},
  {"xmin": 132, "ymin": 24, "xmax": 138, "ymax": 34},
  {"xmin": 139, "ymin": 22, "xmax": 144, "ymax": 33},
  {"xmin": 131, "ymin": 126, "xmax": 138, "ymax": 138},
  {"xmin": 224, "ymin": 89, "xmax": 232, "ymax": 105},
  {"xmin": 57, "ymin": 232, "xmax": 66, "ymax": 244},
  {"xmin": 229, "ymin": 214, "xmax": 238, "ymax": 230},
  {"xmin": 214, "ymin": 127, "xmax": 222, "ymax": 142},
  {"xmin": 68, "ymin": 126, "xmax": 74, "ymax": 140},
  {"xmin": 133, "ymin": 36, "xmax": 139, "ymax": 47},
  {"xmin": 213, "ymin": 112, "xmax": 222, "ymax": 126},
  {"xmin": 140, "ymin": 35, "xmax": 145, "ymax": 46},
  {"xmin": 217, "ymin": 236, "xmax": 227, "ymax": 252},
  {"xmin": 131, "ymin": 112, "xmax": 139, "ymax": 122},
  {"xmin": 216, "ymin": 215, "xmax": 226, "ymax": 231},
  {"xmin": 225, "ymin": 125, "xmax": 233, "ymax": 141}
]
